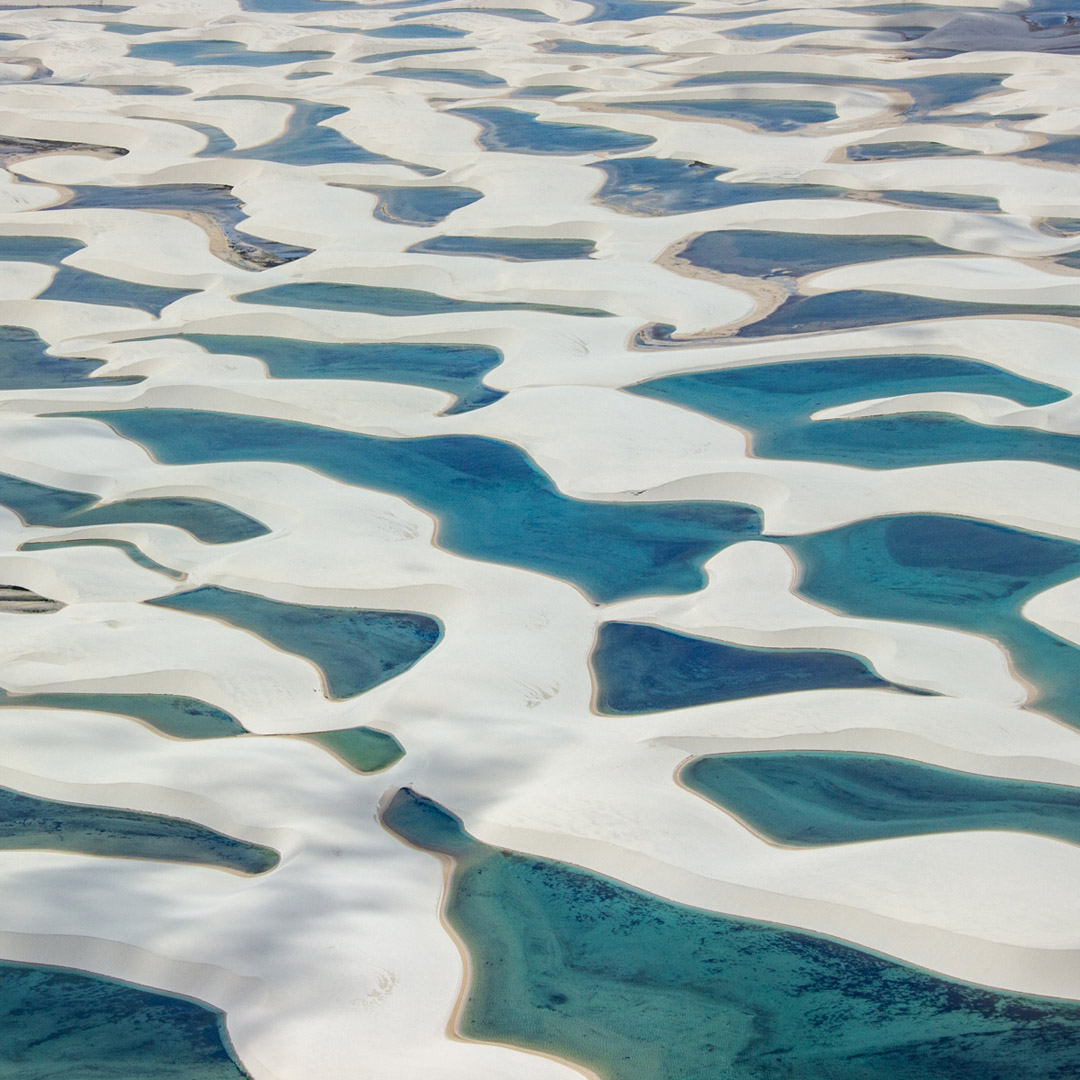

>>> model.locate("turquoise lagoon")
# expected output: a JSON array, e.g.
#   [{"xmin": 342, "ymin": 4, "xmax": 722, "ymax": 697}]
[
  {"xmin": 347, "ymin": 183, "xmax": 483, "ymax": 226},
  {"xmin": 448, "ymin": 106, "xmax": 655, "ymax": 154},
  {"xmin": 171, "ymin": 333, "xmax": 505, "ymax": 413},
  {"xmin": 20, "ymin": 537, "xmax": 185, "ymax": 579},
  {"xmin": 617, "ymin": 97, "xmax": 838, "ymax": 130},
  {"xmin": 682, "ymin": 751, "xmax": 1080, "ymax": 847},
  {"xmin": 592, "ymin": 621, "xmax": 921, "ymax": 713},
  {"xmin": 384, "ymin": 788, "xmax": 1080, "ymax": 1080},
  {"xmin": 627, "ymin": 354, "xmax": 1072, "ymax": 470},
  {"xmin": 0, "ymin": 324, "xmax": 140, "ymax": 390},
  {"xmin": 0, "ymin": 960, "xmax": 251, "ymax": 1079},
  {"xmin": 63, "ymin": 409, "xmax": 764, "ymax": 603},
  {"xmin": 147, "ymin": 585, "xmax": 443, "ymax": 700},
  {"xmin": 0, "ymin": 783, "xmax": 278, "ymax": 873},
  {"xmin": 406, "ymin": 235, "xmax": 596, "ymax": 261},
  {"xmin": 782, "ymin": 515, "xmax": 1080, "ymax": 728},
  {"xmin": 377, "ymin": 66, "xmax": 507, "ymax": 87},
  {"xmin": 299, "ymin": 726, "xmax": 405, "ymax": 772},
  {"xmin": 127, "ymin": 39, "xmax": 334, "ymax": 66}
]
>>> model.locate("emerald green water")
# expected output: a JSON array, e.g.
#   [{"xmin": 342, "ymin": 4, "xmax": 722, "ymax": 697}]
[
  {"xmin": 781, "ymin": 515, "xmax": 1080, "ymax": 728},
  {"xmin": 0, "ymin": 687, "xmax": 244, "ymax": 739},
  {"xmin": 0, "ymin": 784, "xmax": 277, "ymax": 873},
  {"xmin": 60, "ymin": 409, "xmax": 764, "ymax": 603},
  {"xmin": 300, "ymin": 726, "xmax": 405, "ymax": 772},
  {"xmin": 682, "ymin": 751, "xmax": 1080, "ymax": 847},
  {"xmin": 383, "ymin": 788, "xmax": 1080, "ymax": 1080},
  {"xmin": 0, "ymin": 960, "xmax": 251, "ymax": 1079},
  {"xmin": 592, "ymin": 621, "xmax": 920, "ymax": 713},
  {"xmin": 147, "ymin": 585, "xmax": 442, "ymax": 700}
]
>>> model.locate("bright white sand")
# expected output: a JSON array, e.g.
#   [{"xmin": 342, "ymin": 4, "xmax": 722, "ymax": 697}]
[{"xmin": 0, "ymin": 1, "xmax": 1078, "ymax": 1077}]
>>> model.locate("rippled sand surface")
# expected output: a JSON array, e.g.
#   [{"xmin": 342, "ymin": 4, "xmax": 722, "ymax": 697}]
[{"xmin": 2, "ymin": 0, "xmax": 1080, "ymax": 1076}]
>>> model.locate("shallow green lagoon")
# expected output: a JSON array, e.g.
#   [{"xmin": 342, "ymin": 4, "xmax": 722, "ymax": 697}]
[
  {"xmin": 592, "ymin": 621, "xmax": 918, "ymax": 713},
  {"xmin": 384, "ymin": 788, "xmax": 1080, "ymax": 1080},
  {"xmin": 20, "ymin": 537, "xmax": 184, "ymax": 579},
  {"xmin": 683, "ymin": 751, "xmax": 1080, "ymax": 847},
  {"xmin": 782, "ymin": 514, "xmax": 1080, "ymax": 728},
  {"xmin": 300, "ymin": 726, "xmax": 405, "ymax": 772},
  {"xmin": 174, "ymin": 333, "xmax": 505, "ymax": 413},
  {"xmin": 0, "ymin": 784, "xmax": 277, "ymax": 873},
  {"xmin": 64, "ymin": 409, "xmax": 764, "ymax": 603},
  {"xmin": 0, "ymin": 960, "xmax": 251, "ymax": 1079},
  {"xmin": 628, "ymin": 353, "xmax": 1073, "ymax": 471},
  {"xmin": 0, "ymin": 687, "xmax": 244, "ymax": 739},
  {"xmin": 148, "ymin": 585, "xmax": 442, "ymax": 700}
]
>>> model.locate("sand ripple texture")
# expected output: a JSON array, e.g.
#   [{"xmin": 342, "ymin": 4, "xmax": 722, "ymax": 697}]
[{"xmin": 1, "ymin": 0, "xmax": 1080, "ymax": 1076}]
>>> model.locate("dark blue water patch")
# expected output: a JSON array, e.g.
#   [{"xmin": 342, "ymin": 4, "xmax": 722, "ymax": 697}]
[
  {"xmin": 61, "ymin": 409, "xmax": 765, "ymax": 603},
  {"xmin": 406, "ymin": 235, "xmax": 596, "ymax": 261},
  {"xmin": 546, "ymin": 38, "xmax": 660, "ymax": 54},
  {"xmin": 384, "ymin": 786, "xmax": 1080, "ymax": 1080},
  {"xmin": 449, "ymin": 106, "xmax": 655, "ymax": 155},
  {"xmin": 0, "ymin": 324, "xmax": 140, "ymax": 390},
  {"xmin": 577, "ymin": 0, "xmax": 690, "ymax": 21},
  {"xmin": 171, "ymin": 333, "xmax": 505, "ymax": 414},
  {"xmin": 674, "ymin": 70, "xmax": 1007, "ymax": 117},
  {"xmin": 363, "ymin": 23, "xmax": 469, "ymax": 37},
  {"xmin": 239, "ymin": 0, "xmax": 354, "ymax": 10},
  {"xmin": 510, "ymin": 85, "xmax": 584, "ymax": 98},
  {"xmin": 592, "ymin": 621, "xmax": 915, "ymax": 714},
  {"xmin": 128, "ymin": 39, "xmax": 335, "ymax": 67},
  {"xmin": 678, "ymin": 228, "xmax": 958, "ymax": 279},
  {"xmin": 56, "ymin": 183, "xmax": 311, "ymax": 268},
  {"xmin": 590, "ymin": 157, "xmax": 845, "ymax": 215},
  {"xmin": 683, "ymin": 751, "xmax": 1080, "ymax": 848},
  {"xmin": 628, "ymin": 353, "xmax": 1070, "ymax": 472},
  {"xmin": 37, "ymin": 265, "xmax": 197, "ymax": 315},
  {"xmin": 616, "ymin": 97, "xmax": 838, "ymax": 131},
  {"xmin": 147, "ymin": 585, "xmax": 443, "ymax": 700},
  {"xmin": 345, "ymin": 183, "xmax": 482, "ymax": 226},
  {"xmin": 1013, "ymin": 133, "xmax": 1080, "ymax": 163},
  {"xmin": 876, "ymin": 188, "xmax": 1001, "ymax": 212},
  {"xmin": 726, "ymin": 289, "xmax": 1080, "ymax": 339},
  {"xmin": 0, "ymin": 783, "xmax": 278, "ymax": 873},
  {"xmin": 782, "ymin": 514, "xmax": 1080, "ymax": 728},
  {"xmin": 300, "ymin": 726, "xmax": 405, "ymax": 772},
  {"xmin": 20, "ymin": 537, "xmax": 185, "ymax": 579},
  {"xmin": 183, "ymin": 121, "xmax": 238, "ymax": 156},
  {"xmin": 0, "ymin": 469, "xmax": 270, "ymax": 544},
  {"xmin": 376, "ymin": 66, "xmax": 506, "ymax": 86},
  {"xmin": 847, "ymin": 141, "xmax": 980, "ymax": 161},
  {"xmin": 0, "ymin": 686, "xmax": 244, "ymax": 739},
  {"xmin": 237, "ymin": 281, "xmax": 613, "ymax": 318},
  {"xmin": 0, "ymin": 960, "xmax": 252, "ymax": 1079},
  {"xmin": 726, "ymin": 22, "xmax": 842, "ymax": 39}
]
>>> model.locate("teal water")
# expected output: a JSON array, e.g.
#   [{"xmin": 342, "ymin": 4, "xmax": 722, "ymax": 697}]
[
  {"xmin": 384, "ymin": 787, "xmax": 1080, "ymax": 1080},
  {"xmin": 877, "ymin": 188, "xmax": 1000, "ymax": 211},
  {"xmin": 0, "ymin": 324, "xmax": 140, "ymax": 390},
  {"xmin": 0, "ymin": 783, "xmax": 278, "ymax": 873},
  {"xmin": 677, "ymin": 228, "xmax": 958, "ymax": 278},
  {"xmin": 59, "ymin": 183, "xmax": 312, "ymax": 266},
  {"xmin": 19, "ymin": 537, "xmax": 185, "ymax": 579},
  {"xmin": 128, "ymin": 39, "xmax": 334, "ymax": 66},
  {"xmin": 782, "ymin": 514, "xmax": 1080, "ymax": 728},
  {"xmin": 237, "ymin": 280, "xmax": 612, "ymax": 318},
  {"xmin": 546, "ymin": 38, "xmax": 660, "ymax": 53},
  {"xmin": 510, "ymin": 85, "xmax": 583, "ymax": 98},
  {"xmin": 0, "ymin": 960, "xmax": 251, "ymax": 1079},
  {"xmin": 406, "ymin": 235, "xmax": 595, "ymax": 261},
  {"xmin": 590, "ymin": 157, "xmax": 845, "ymax": 215},
  {"xmin": 726, "ymin": 289, "xmax": 1080, "ymax": 338},
  {"xmin": 449, "ymin": 106, "xmax": 655, "ymax": 154},
  {"xmin": 38, "ymin": 266, "xmax": 197, "ymax": 315},
  {"xmin": 61, "ymin": 409, "xmax": 764, "ymax": 603},
  {"xmin": 627, "ymin": 354, "xmax": 1072, "ymax": 470},
  {"xmin": 726, "ymin": 22, "xmax": 842, "ymax": 38},
  {"xmin": 300, "ymin": 726, "xmax": 405, "ymax": 772},
  {"xmin": 592, "ymin": 621, "xmax": 918, "ymax": 713},
  {"xmin": 847, "ymin": 141, "xmax": 978, "ymax": 161},
  {"xmin": 239, "ymin": 0, "xmax": 354, "ymax": 10},
  {"xmin": 616, "ymin": 97, "xmax": 837, "ymax": 130},
  {"xmin": 363, "ymin": 23, "xmax": 469, "ymax": 37},
  {"xmin": 0, "ymin": 469, "xmax": 270, "ymax": 544},
  {"xmin": 147, "ymin": 585, "xmax": 443, "ymax": 700},
  {"xmin": 227, "ymin": 100, "xmax": 404, "ymax": 167},
  {"xmin": 578, "ymin": 0, "xmax": 690, "ymax": 21},
  {"xmin": 349, "ymin": 184, "xmax": 482, "ymax": 225},
  {"xmin": 0, "ymin": 687, "xmax": 244, "ymax": 739},
  {"xmin": 377, "ymin": 66, "xmax": 507, "ymax": 86},
  {"xmin": 172, "ymin": 333, "xmax": 505, "ymax": 413},
  {"xmin": 682, "ymin": 750, "xmax": 1080, "ymax": 847}
]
